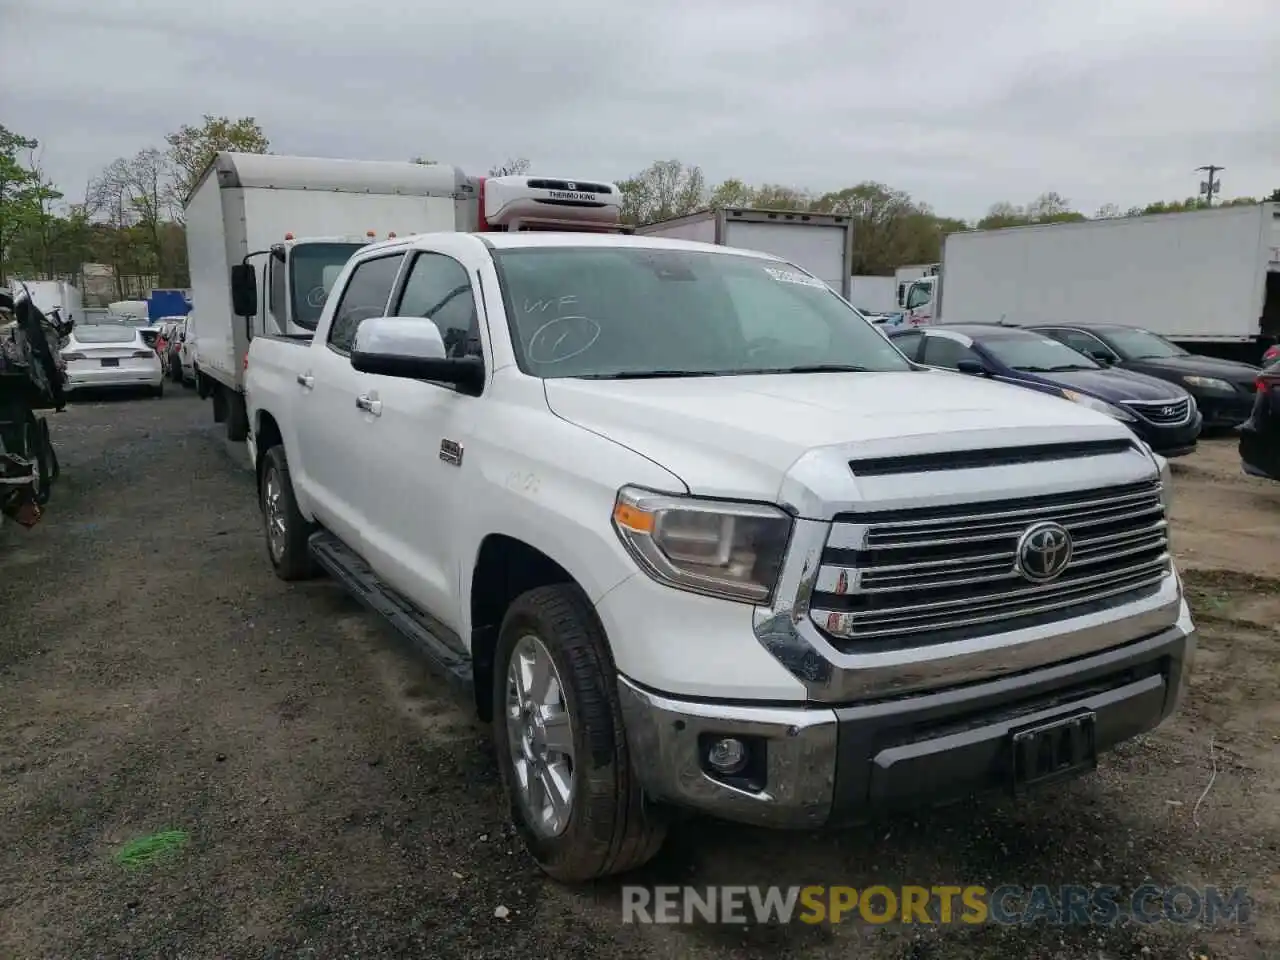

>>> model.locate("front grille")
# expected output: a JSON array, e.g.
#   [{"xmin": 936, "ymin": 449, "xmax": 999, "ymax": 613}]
[
  {"xmin": 1123, "ymin": 397, "xmax": 1192, "ymax": 425},
  {"xmin": 809, "ymin": 480, "xmax": 1171, "ymax": 651}
]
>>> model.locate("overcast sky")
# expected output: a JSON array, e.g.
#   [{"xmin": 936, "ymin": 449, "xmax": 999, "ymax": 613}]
[{"xmin": 1, "ymin": 0, "xmax": 1275, "ymax": 221}]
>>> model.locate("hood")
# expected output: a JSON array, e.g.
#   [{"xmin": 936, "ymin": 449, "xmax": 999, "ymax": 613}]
[
  {"xmin": 544, "ymin": 370, "xmax": 1131, "ymax": 501},
  {"xmin": 1127, "ymin": 354, "xmax": 1260, "ymax": 386},
  {"xmin": 1024, "ymin": 366, "xmax": 1189, "ymax": 402}
]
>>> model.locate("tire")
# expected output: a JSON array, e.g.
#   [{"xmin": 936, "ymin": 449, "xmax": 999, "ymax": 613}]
[
  {"xmin": 226, "ymin": 389, "xmax": 248, "ymax": 442},
  {"xmin": 151, "ymin": 382, "xmax": 164, "ymax": 398},
  {"xmin": 260, "ymin": 445, "xmax": 318, "ymax": 581},
  {"xmin": 492, "ymin": 584, "xmax": 666, "ymax": 881},
  {"xmin": 212, "ymin": 384, "xmax": 228, "ymax": 423},
  {"xmin": 169, "ymin": 355, "xmax": 182, "ymax": 382}
]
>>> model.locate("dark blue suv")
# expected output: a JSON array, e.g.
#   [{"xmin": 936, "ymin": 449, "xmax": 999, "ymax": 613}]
[{"xmin": 889, "ymin": 324, "xmax": 1202, "ymax": 456}]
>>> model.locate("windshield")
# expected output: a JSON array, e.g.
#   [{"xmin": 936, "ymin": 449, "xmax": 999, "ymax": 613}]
[
  {"xmin": 1099, "ymin": 327, "xmax": 1187, "ymax": 360},
  {"xmin": 74, "ymin": 324, "xmax": 137, "ymax": 343},
  {"xmin": 291, "ymin": 242, "xmax": 367, "ymax": 329},
  {"xmin": 981, "ymin": 333, "xmax": 1101, "ymax": 371},
  {"xmin": 491, "ymin": 247, "xmax": 914, "ymax": 379}
]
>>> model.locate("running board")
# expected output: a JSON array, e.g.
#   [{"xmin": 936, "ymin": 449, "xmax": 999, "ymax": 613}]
[{"xmin": 308, "ymin": 531, "xmax": 474, "ymax": 699}]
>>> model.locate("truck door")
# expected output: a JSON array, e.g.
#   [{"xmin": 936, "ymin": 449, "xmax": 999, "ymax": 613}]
[
  {"xmin": 355, "ymin": 236, "xmax": 491, "ymax": 632},
  {"xmin": 295, "ymin": 251, "xmax": 406, "ymax": 552}
]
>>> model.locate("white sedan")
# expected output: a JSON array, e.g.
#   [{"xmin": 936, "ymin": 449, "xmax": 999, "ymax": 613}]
[{"xmin": 61, "ymin": 323, "xmax": 164, "ymax": 397}]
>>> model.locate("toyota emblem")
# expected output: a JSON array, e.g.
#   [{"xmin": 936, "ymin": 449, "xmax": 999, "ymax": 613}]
[{"xmin": 1015, "ymin": 521, "xmax": 1073, "ymax": 583}]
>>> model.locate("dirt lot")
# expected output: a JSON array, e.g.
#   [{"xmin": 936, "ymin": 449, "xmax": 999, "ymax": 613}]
[{"xmin": 1, "ymin": 390, "xmax": 1277, "ymax": 959}]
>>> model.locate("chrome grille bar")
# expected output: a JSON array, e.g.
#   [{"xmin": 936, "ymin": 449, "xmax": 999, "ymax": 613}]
[{"xmin": 809, "ymin": 479, "xmax": 1171, "ymax": 646}]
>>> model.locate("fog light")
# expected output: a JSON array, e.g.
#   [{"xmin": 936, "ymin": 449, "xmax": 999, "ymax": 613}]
[{"xmin": 706, "ymin": 737, "xmax": 748, "ymax": 775}]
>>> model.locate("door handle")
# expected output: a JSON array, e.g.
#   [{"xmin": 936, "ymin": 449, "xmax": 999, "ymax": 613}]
[
  {"xmin": 296, "ymin": 373, "xmax": 314, "ymax": 389},
  {"xmin": 356, "ymin": 394, "xmax": 383, "ymax": 416}
]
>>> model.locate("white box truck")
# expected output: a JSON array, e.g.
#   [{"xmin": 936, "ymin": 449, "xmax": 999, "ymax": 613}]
[
  {"xmin": 185, "ymin": 152, "xmax": 625, "ymax": 440},
  {"xmin": 635, "ymin": 207, "xmax": 854, "ymax": 298},
  {"xmin": 848, "ymin": 275, "xmax": 897, "ymax": 315},
  {"xmin": 901, "ymin": 203, "xmax": 1280, "ymax": 362}
]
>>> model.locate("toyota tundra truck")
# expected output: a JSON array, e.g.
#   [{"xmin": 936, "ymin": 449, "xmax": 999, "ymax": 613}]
[{"xmin": 242, "ymin": 189, "xmax": 1195, "ymax": 881}]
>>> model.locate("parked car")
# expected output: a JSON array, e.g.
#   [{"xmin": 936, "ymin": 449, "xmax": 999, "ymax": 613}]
[
  {"xmin": 889, "ymin": 324, "xmax": 1202, "ymax": 456},
  {"xmin": 61, "ymin": 323, "xmax": 163, "ymax": 397},
  {"xmin": 1262, "ymin": 344, "xmax": 1278, "ymax": 367},
  {"xmin": 1240, "ymin": 365, "xmax": 1280, "ymax": 481},
  {"xmin": 1031, "ymin": 323, "xmax": 1260, "ymax": 428},
  {"xmin": 178, "ymin": 315, "xmax": 198, "ymax": 387}
]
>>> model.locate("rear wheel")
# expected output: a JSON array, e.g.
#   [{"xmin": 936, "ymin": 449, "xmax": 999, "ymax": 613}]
[
  {"xmin": 492, "ymin": 584, "xmax": 666, "ymax": 881},
  {"xmin": 260, "ymin": 445, "xmax": 317, "ymax": 581}
]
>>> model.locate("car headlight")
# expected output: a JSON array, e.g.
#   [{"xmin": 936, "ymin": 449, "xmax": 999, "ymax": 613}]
[
  {"xmin": 611, "ymin": 486, "xmax": 793, "ymax": 603},
  {"xmin": 1060, "ymin": 389, "xmax": 1136, "ymax": 422},
  {"xmin": 1182, "ymin": 375, "xmax": 1232, "ymax": 392}
]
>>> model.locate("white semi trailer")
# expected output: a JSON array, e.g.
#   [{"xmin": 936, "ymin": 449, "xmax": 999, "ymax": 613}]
[
  {"xmin": 902, "ymin": 203, "xmax": 1280, "ymax": 362},
  {"xmin": 635, "ymin": 207, "xmax": 855, "ymax": 298}
]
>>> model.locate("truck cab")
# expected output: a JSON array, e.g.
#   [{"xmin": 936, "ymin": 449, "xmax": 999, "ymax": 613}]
[
  {"xmin": 253, "ymin": 235, "xmax": 375, "ymax": 338},
  {"xmin": 903, "ymin": 273, "xmax": 939, "ymax": 325}
]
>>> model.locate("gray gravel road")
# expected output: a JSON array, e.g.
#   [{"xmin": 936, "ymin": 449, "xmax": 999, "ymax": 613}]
[{"xmin": 0, "ymin": 389, "xmax": 1274, "ymax": 959}]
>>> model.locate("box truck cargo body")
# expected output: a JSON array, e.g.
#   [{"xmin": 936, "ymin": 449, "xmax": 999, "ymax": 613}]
[
  {"xmin": 848, "ymin": 275, "xmax": 898, "ymax": 314},
  {"xmin": 635, "ymin": 207, "xmax": 854, "ymax": 298},
  {"xmin": 906, "ymin": 203, "xmax": 1280, "ymax": 362}
]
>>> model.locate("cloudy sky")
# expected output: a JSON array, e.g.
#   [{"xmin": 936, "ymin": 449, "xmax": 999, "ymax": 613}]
[{"xmin": 1, "ymin": 0, "xmax": 1275, "ymax": 221}]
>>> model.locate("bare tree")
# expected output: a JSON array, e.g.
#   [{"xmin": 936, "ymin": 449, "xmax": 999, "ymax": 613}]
[{"xmin": 489, "ymin": 157, "xmax": 531, "ymax": 177}]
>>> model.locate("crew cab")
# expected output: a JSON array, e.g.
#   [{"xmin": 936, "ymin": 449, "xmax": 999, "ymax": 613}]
[{"xmin": 244, "ymin": 230, "xmax": 1196, "ymax": 882}]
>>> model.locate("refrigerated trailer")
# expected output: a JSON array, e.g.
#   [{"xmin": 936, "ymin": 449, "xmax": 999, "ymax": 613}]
[
  {"xmin": 635, "ymin": 207, "xmax": 854, "ymax": 298},
  {"xmin": 185, "ymin": 152, "xmax": 625, "ymax": 440},
  {"xmin": 902, "ymin": 203, "xmax": 1280, "ymax": 362}
]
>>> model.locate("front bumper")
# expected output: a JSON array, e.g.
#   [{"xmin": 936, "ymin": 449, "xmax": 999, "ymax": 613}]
[
  {"xmin": 1196, "ymin": 391, "xmax": 1256, "ymax": 428},
  {"xmin": 65, "ymin": 362, "xmax": 163, "ymax": 391},
  {"xmin": 617, "ymin": 613, "xmax": 1195, "ymax": 828},
  {"xmin": 1128, "ymin": 411, "xmax": 1201, "ymax": 458}
]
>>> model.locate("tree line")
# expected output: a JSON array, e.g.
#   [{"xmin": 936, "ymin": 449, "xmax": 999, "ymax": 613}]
[{"xmin": 2, "ymin": 117, "xmax": 1277, "ymax": 297}]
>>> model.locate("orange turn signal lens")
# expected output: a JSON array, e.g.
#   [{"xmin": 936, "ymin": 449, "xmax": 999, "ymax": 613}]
[{"xmin": 612, "ymin": 502, "xmax": 654, "ymax": 534}]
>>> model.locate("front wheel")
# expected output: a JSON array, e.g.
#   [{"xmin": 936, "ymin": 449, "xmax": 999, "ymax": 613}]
[
  {"xmin": 492, "ymin": 584, "xmax": 666, "ymax": 881},
  {"xmin": 260, "ymin": 445, "xmax": 317, "ymax": 581}
]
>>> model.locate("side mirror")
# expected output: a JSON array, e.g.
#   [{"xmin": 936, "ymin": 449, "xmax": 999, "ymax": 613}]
[
  {"xmin": 956, "ymin": 358, "xmax": 988, "ymax": 376},
  {"xmin": 230, "ymin": 263, "xmax": 258, "ymax": 318},
  {"xmin": 1089, "ymin": 350, "xmax": 1115, "ymax": 365},
  {"xmin": 350, "ymin": 317, "xmax": 484, "ymax": 393}
]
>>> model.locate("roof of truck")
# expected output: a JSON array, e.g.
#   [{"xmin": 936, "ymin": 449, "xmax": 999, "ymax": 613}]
[{"xmin": 187, "ymin": 152, "xmax": 470, "ymax": 204}]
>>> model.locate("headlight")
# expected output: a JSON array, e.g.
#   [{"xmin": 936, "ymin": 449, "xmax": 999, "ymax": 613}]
[
  {"xmin": 1060, "ymin": 389, "xmax": 1136, "ymax": 422},
  {"xmin": 1182, "ymin": 375, "xmax": 1232, "ymax": 392},
  {"xmin": 611, "ymin": 486, "xmax": 793, "ymax": 603}
]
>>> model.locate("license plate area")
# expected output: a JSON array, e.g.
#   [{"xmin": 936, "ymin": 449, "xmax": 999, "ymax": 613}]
[
  {"xmin": 101, "ymin": 358, "xmax": 120, "ymax": 367},
  {"xmin": 1009, "ymin": 710, "xmax": 1097, "ymax": 794}
]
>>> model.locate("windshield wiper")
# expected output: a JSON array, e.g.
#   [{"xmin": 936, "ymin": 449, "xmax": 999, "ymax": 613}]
[
  {"xmin": 575, "ymin": 370, "xmax": 726, "ymax": 380},
  {"xmin": 750, "ymin": 364, "xmax": 872, "ymax": 374},
  {"xmin": 1044, "ymin": 364, "xmax": 1093, "ymax": 372}
]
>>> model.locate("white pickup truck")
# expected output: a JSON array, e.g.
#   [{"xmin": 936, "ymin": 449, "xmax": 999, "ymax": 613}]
[{"xmin": 244, "ymin": 230, "xmax": 1196, "ymax": 881}]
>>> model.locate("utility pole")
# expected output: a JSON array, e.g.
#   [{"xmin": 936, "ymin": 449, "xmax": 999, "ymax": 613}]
[{"xmin": 1195, "ymin": 165, "xmax": 1224, "ymax": 207}]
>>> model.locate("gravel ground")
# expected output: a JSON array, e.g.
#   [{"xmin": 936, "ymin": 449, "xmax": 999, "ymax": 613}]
[{"xmin": 0, "ymin": 389, "xmax": 1276, "ymax": 960}]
